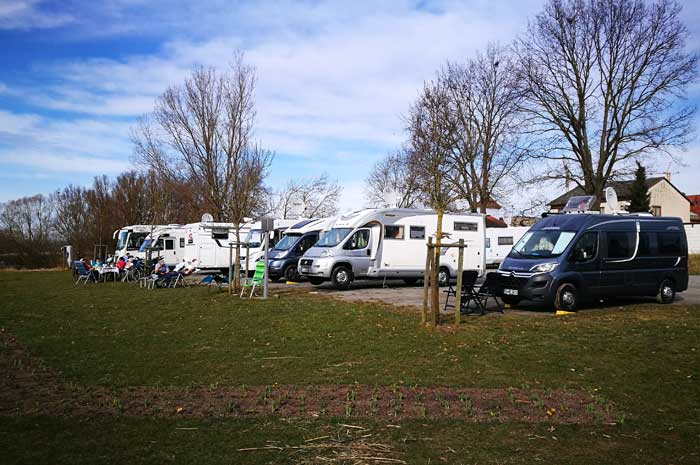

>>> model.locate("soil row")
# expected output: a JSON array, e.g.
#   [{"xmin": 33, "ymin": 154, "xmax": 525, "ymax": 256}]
[{"xmin": 0, "ymin": 329, "xmax": 614, "ymax": 423}]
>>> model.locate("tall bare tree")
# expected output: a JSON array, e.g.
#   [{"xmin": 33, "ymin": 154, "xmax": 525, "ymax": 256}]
[
  {"xmin": 408, "ymin": 80, "xmax": 462, "ymax": 324},
  {"xmin": 366, "ymin": 149, "xmax": 423, "ymax": 208},
  {"xmin": 275, "ymin": 173, "xmax": 342, "ymax": 219},
  {"xmin": 517, "ymin": 0, "xmax": 697, "ymax": 204},
  {"xmin": 442, "ymin": 45, "xmax": 528, "ymax": 213},
  {"xmin": 0, "ymin": 194, "xmax": 57, "ymax": 267},
  {"xmin": 132, "ymin": 53, "xmax": 272, "ymax": 290},
  {"xmin": 53, "ymin": 185, "xmax": 90, "ymax": 257}
]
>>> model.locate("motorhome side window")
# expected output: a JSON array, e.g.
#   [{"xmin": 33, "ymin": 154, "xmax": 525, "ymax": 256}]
[
  {"xmin": 344, "ymin": 230, "xmax": 369, "ymax": 250},
  {"xmin": 179, "ymin": 238, "xmax": 185, "ymax": 248},
  {"xmin": 497, "ymin": 236, "xmax": 513, "ymax": 246},
  {"xmin": 658, "ymin": 232, "xmax": 682, "ymax": 255},
  {"xmin": 570, "ymin": 232, "xmax": 597, "ymax": 262},
  {"xmin": 384, "ymin": 226, "xmax": 404, "ymax": 239},
  {"xmin": 638, "ymin": 232, "xmax": 654, "ymax": 257},
  {"xmin": 454, "ymin": 222, "xmax": 478, "ymax": 231},
  {"xmin": 606, "ymin": 232, "xmax": 634, "ymax": 259},
  {"xmin": 409, "ymin": 226, "xmax": 425, "ymax": 239},
  {"xmin": 165, "ymin": 239, "xmax": 174, "ymax": 250},
  {"xmin": 211, "ymin": 229, "xmax": 228, "ymax": 240}
]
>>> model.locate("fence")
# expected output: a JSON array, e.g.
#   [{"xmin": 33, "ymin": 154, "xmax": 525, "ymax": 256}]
[{"xmin": 685, "ymin": 224, "xmax": 700, "ymax": 254}]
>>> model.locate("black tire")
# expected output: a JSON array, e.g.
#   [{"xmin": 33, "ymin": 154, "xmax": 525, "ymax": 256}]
[
  {"xmin": 501, "ymin": 296, "xmax": 521, "ymax": 306},
  {"xmin": 308, "ymin": 277, "xmax": 325, "ymax": 286},
  {"xmin": 331, "ymin": 265, "xmax": 352, "ymax": 290},
  {"xmin": 656, "ymin": 278, "xmax": 675, "ymax": 304},
  {"xmin": 403, "ymin": 278, "xmax": 419, "ymax": 285},
  {"xmin": 554, "ymin": 283, "xmax": 578, "ymax": 312},
  {"xmin": 438, "ymin": 267, "xmax": 450, "ymax": 287},
  {"xmin": 283, "ymin": 264, "xmax": 301, "ymax": 282}
]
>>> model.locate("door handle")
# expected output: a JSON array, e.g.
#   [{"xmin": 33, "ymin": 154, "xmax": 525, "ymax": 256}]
[{"xmin": 366, "ymin": 249, "xmax": 371, "ymax": 256}]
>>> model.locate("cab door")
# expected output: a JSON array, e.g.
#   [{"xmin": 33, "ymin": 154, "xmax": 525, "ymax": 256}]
[
  {"xmin": 567, "ymin": 231, "xmax": 600, "ymax": 295},
  {"xmin": 343, "ymin": 228, "xmax": 371, "ymax": 276}
]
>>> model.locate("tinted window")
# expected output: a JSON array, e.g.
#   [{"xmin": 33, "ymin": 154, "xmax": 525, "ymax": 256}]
[
  {"xmin": 179, "ymin": 238, "xmax": 185, "ymax": 248},
  {"xmin": 384, "ymin": 225, "xmax": 404, "ymax": 239},
  {"xmin": 497, "ymin": 236, "xmax": 514, "ymax": 246},
  {"xmin": 454, "ymin": 222, "xmax": 478, "ymax": 231},
  {"xmin": 570, "ymin": 232, "xmax": 597, "ymax": 262},
  {"xmin": 344, "ymin": 229, "xmax": 370, "ymax": 250},
  {"xmin": 409, "ymin": 226, "xmax": 425, "ymax": 239},
  {"xmin": 606, "ymin": 232, "xmax": 634, "ymax": 259},
  {"xmin": 212, "ymin": 229, "xmax": 229, "ymax": 240},
  {"xmin": 658, "ymin": 232, "xmax": 682, "ymax": 255},
  {"xmin": 296, "ymin": 234, "xmax": 318, "ymax": 254},
  {"xmin": 165, "ymin": 239, "xmax": 174, "ymax": 250},
  {"xmin": 638, "ymin": 232, "xmax": 653, "ymax": 257}
]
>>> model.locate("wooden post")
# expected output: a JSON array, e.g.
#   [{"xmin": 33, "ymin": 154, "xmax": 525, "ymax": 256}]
[
  {"xmin": 228, "ymin": 243, "xmax": 233, "ymax": 296},
  {"xmin": 454, "ymin": 239, "xmax": 464, "ymax": 327},
  {"xmin": 422, "ymin": 237, "xmax": 433, "ymax": 325},
  {"xmin": 245, "ymin": 243, "xmax": 250, "ymax": 278}
]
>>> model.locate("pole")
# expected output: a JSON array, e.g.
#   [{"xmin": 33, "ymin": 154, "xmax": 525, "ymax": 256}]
[
  {"xmin": 228, "ymin": 243, "xmax": 233, "ymax": 296},
  {"xmin": 455, "ymin": 239, "xmax": 464, "ymax": 327},
  {"xmin": 422, "ymin": 237, "xmax": 433, "ymax": 325},
  {"xmin": 263, "ymin": 233, "xmax": 269, "ymax": 299},
  {"xmin": 245, "ymin": 243, "xmax": 250, "ymax": 278}
]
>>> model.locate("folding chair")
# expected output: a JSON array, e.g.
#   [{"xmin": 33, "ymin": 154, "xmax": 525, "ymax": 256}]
[
  {"xmin": 240, "ymin": 261, "xmax": 266, "ymax": 298},
  {"xmin": 443, "ymin": 270, "xmax": 480, "ymax": 312},
  {"xmin": 170, "ymin": 272, "xmax": 191, "ymax": 288},
  {"xmin": 473, "ymin": 272, "xmax": 503, "ymax": 313},
  {"xmin": 74, "ymin": 261, "xmax": 96, "ymax": 285}
]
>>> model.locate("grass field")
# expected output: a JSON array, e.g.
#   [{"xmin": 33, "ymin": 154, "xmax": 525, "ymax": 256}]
[
  {"xmin": 690, "ymin": 254, "xmax": 700, "ymax": 275},
  {"xmin": 1, "ymin": 271, "xmax": 699, "ymax": 464}
]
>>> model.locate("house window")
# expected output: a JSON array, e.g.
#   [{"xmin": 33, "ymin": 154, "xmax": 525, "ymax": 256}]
[
  {"xmin": 409, "ymin": 226, "xmax": 425, "ymax": 239},
  {"xmin": 384, "ymin": 225, "xmax": 404, "ymax": 239},
  {"xmin": 651, "ymin": 206, "xmax": 662, "ymax": 216},
  {"xmin": 497, "ymin": 236, "xmax": 514, "ymax": 246},
  {"xmin": 454, "ymin": 222, "xmax": 478, "ymax": 231}
]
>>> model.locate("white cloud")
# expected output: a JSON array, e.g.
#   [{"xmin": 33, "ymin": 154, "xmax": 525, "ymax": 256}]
[{"xmin": 0, "ymin": 0, "xmax": 74, "ymax": 30}]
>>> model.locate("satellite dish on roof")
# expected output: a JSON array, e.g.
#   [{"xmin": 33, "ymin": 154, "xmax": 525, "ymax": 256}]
[
  {"xmin": 201, "ymin": 213, "xmax": 214, "ymax": 222},
  {"xmin": 605, "ymin": 187, "xmax": 620, "ymax": 212}
]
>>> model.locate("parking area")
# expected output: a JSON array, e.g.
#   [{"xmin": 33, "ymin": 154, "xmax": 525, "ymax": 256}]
[{"xmin": 272, "ymin": 275, "xmax": 700, "ymax": 314}]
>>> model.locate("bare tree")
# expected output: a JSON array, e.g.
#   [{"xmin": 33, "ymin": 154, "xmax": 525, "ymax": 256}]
[
  {"xmin": 517, "ymin": 0, "xmax": 697, "ymax": 204},
  {"xmin": 133, "ymin": 53, "xmax": 272, "ymax": 290},
  {"xmin": 366, "ymin": 149, "xmax": 423, "ymax": 208},
  {"xmin": 275, "ymin": 173, "xmax": 342, "ymax": 219},
  {"xmin": 442, "ymin": 45, "xmax": 529, "ymax": 213},
  {"xmin": 407, "ymin": 80, "xmax": 462, "ymax": 325},
  {"xmin": 53, "ymin": 185, "xmax": 90, "ymax": 257},
  {"xmin": 0, "ymin": 194, "xmax": 57, "ymax": 267}
]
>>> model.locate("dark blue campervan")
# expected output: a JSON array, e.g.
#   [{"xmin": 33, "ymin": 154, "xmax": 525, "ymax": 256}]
[
  {"xmin": 267, "ymin": 218, "xmax": 336, "ymax": 282},
  {"xmin": 495, "ymin": 213, "xmax": 689, "ymax": 311}
]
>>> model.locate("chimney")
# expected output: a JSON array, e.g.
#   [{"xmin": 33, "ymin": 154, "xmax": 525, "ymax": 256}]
[{"xmin": 664, "ymin": 171, "xmax": 671, "ymax": 181}]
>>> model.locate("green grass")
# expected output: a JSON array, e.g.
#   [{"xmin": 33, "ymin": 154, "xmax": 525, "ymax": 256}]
[
  {"xmin": 1, "ymin": 271, "xmax": 700, "ymax": 464},
  {"xmin": 690, "ymin": 254, "xmax": 700, "ymax": 275}
]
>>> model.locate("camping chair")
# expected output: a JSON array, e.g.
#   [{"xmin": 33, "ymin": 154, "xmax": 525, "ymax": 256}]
[
  {"xmin": 240, "ymin": 260, "xmax": 266, "ymax": 298},
  {"xmin": 74, "ymin": 261, "xmax": 96, "ymax": 285},
  {"xmin": 443, "ymin": 270, "xmax": 484, "ymax": 314},
  {"xmin": 473, "ymin": 272, "xmax": 503, "ymax": 314},
  {"xmin": 170, "ymin": 271, "xmax": 191, "ymax": 288}
]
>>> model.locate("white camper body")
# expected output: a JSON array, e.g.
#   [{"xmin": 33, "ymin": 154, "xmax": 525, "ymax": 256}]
[
  {"xmin": 299, "ymin": 209, "xmax": 486, "ymax": 289},
  {"xmin": 485, "ymin": 226, "xmax": 530, "ymax": 267},
  {"xmin": 181, "ymin": 222, "xmax": 250, "ymax": 273},
  {"xmin": 239, "ymin": 219, "xmax": 300, "ymax": 273},
  {"xmin": 139, "ymin": 225, "xmax": 190, "ymax": 265},
  {"xmin": 113, "ymin": 225, "xmax": 172, "ymax": 260}
]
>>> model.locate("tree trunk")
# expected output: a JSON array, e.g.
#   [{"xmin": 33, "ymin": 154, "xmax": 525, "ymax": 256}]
[
  {"xmin": 430, "ymin": 209, "xmax": 443, "ymax": 325},
  {"xmin": 233, "ymin": 227, "xmax": 241, "ymax": 293}
]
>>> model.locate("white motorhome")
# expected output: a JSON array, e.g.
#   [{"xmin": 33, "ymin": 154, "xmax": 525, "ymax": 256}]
[
  {"xmin": 139, "ymin": 225, "xmax": 189, "ymax": 265},
  {"xmin": 239, "ymin": 219, "xmax": 300, "ymax": 273},
  {"xmin": 182, "ymin": 222, "xmax": 249, "ymax": 273},
  {"xmin": 485, "ymin": 226, "xmax": 529, "ymax": 267},
  {"xmin": 298, "ymin": 209, "xmax": 486, "ymax": 289},
  {"xmin": 113, "ymin": 224, "xmax": 172, "ymax": 260}
]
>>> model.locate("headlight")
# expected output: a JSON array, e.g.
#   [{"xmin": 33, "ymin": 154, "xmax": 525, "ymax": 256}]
[
  {"xmin": 530, "ymin": 262, "xmax": 558, "ymax": 273},
  {"xmin": 276, "ymin": 251, "xmax": 288, "ymax": 259},
  {"xmin": 320, "ymin": 250, "xmax": 334, "ymax": 258}
]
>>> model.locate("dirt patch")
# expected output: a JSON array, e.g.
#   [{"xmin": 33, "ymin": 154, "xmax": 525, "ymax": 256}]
[{"xmin": 0, "ymin": 329, "xmax": 615, "ymax": 423}]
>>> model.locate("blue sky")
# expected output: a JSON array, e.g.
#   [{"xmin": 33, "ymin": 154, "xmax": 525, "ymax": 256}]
[{"xmin": 1, "ymin": 0, "xmax": 699, "ymax": 214}]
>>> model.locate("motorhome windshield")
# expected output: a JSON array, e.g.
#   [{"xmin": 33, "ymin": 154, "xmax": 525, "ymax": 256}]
[
  {"xmin": 316, "ymin": 228, "xmax": 353, "ymax": 247},
  {"xmin": 510, "ymin": 230, "xmax": 577, "ymax": 258},
  {"xmin": 245, "ymin": 230, "xmax": 263, "ymax": 248},
  {"xmin": 273, "ymin": 233, "xmax": 301, "ymax": 251},
  {"xmin": 116, "ymin": 231, "xmax": 147, "ymax": 251}
]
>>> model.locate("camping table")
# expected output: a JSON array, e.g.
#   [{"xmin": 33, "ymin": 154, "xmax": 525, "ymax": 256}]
[{"xmin": 99, "ymin": 266, "xmax": 120, "ymax": 282}]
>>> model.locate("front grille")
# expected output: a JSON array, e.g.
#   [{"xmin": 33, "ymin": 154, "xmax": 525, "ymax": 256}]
[
  {"xmin": 496, "ymin": 274, "xmax": 529, "ymax": 290},
  {"xmin": 300, "ymin": 259, "xmax": 313, "ymax": 266}
]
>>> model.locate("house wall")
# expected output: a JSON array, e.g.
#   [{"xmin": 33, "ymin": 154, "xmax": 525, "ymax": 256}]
[{"xmin": 649, "ymin": 181, "xmax": 690, "ymax": 222}]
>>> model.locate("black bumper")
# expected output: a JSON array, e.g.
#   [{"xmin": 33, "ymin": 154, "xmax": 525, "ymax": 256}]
[{"xmin": 494, "ymin": 272, "xmax": 555, "ymax": 301}]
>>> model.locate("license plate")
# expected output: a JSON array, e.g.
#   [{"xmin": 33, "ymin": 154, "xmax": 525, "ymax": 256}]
[
  {"xmin": 504, "ymin": 288, "xmax": 519, "ymax": 296},
  {"xmin": 300, "ymin": 267, "xmax": 310, "ymax": 273}
]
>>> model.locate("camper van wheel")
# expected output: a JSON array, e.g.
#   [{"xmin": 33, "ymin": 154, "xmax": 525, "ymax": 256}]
[
  {"xmin": 332, "ymin": 266, "xmax": 352, "ymax": 290},
  {"xmin": 554, "ymin": 283, "xmax": 578, "ymax": 312},
  {"xmin": 438, "ymin": 267, "xmax": 450, "ymax": 287},
  {"xmin": 656, "ymin": 279, "xmax": 675, "ymax": 304},
  {"xmin": 284, "ymin": 264, "xmax": 301, "ymax": 282},
  {"xmin": 308, "ymin": 277, "xmax": 324, "ymax": 286},
  {"xmin": 403, "ymin": 278, "xmax": 419, "ymax": 286}
]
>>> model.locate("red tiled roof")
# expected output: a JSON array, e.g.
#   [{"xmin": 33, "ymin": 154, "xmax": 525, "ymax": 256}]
[
  {"xmin": 485, "ymin": 215, "xmax": 508, "ymax": 228},
  {"xmin": 688, "ymin": 194, "xmax": 700, "ymax": 216}
]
